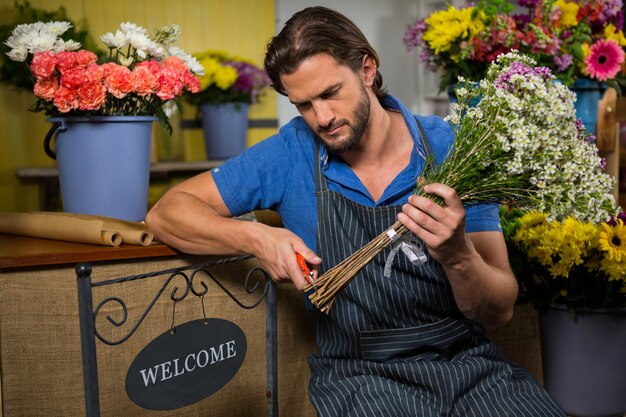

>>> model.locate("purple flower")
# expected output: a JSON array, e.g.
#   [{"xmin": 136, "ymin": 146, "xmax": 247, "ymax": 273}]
[
  {"xmin": 403, "ymin": 20, "xmax": 427, "ymax": 52},
  {"xmin": 517, "ymin": 0, "xmax": 541, "ymax": 8},
  {"xmin": 598, "ymin": 0, "xmax": 623, "ymax": 24},
  {"xmin": 494, "ymin": 62, "xmax": 553, "ymax": 90},
  {"xmin": 554, "ymin": 54, "xmax": 573, "ymax": 71},
  {"xmin": 608, "ymin": 211, "xmax": 626, "ymax": 226},
  {"xmin": 224, "ymin": 60, "xmax": 270, "ymax": 103}
]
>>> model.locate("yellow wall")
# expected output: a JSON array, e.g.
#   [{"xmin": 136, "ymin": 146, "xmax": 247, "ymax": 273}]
[{"xmin": 0, "ymin": 0, "xmax": 277, "ymax": 212}]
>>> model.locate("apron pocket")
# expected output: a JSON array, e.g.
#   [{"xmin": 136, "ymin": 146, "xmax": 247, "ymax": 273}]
[{"xmin": 359, "ymin": 317, "xmax": 473, "ymax": 362}]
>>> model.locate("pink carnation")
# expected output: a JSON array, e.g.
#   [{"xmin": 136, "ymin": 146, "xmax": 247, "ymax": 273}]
[
  {"xmin": 60, "ymin": 66, "xmax": 87, "ymax": 90},
  {"xmin": 131, "ymin": 62, "xmax": 159, "ymax": 96},
  {"xmin": 33, "ymin": 77, "xmax": 59, "ymax": 101},
  {"xmin": 163, "ymin": 56, "xmax": 188, "ymax": 74},
  {"xmin": 183, "ymin": 72, "xmax": 201, "ymax": 93},
  {"xmin": 55, "ymin": 51, "xmax": 78, "ymax": 73},
  {"xmin": 53, "ymin": 86, "xmax": 79, "ymax": 113},
  {"xmin": 156, "ymin": 65, "xmax": 183, "ymax": 100},
  {"xmin": 585, "ymin": 39, "xmax": 625, "ymax": 81},
  {"xmin": 162, "ymin": 56, "xmax": 201, "ymax": 93},
  {"xmin": 74, "ymin": 50, "xmax": 98, "ymax": 67},
  {"xmin": 102, "ymin": 63, "xmax": 133, "ymax": 99},
  {"xmin": 83, "ymin": 63, "xmax": 104, "ymax": 84},
  {"xmin": 77, "ymin": 81, "xmax": 106, "ymax": 111},
  {"xmin": 30, "ymin": 52, "xmax": 57, "ymax": 79}
]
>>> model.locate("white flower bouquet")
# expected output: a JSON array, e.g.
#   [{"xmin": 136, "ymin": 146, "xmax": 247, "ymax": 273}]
[{"xmin": 306, "ymin": 51, "xmax": 618, "ymax": 313}]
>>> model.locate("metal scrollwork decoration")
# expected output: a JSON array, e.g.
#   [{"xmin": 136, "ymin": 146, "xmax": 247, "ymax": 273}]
[{"xmin": 91, "ymin": 256, "xmax": 270, "ymax": 346}]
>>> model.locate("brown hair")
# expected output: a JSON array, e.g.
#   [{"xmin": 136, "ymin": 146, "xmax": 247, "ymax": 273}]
[{"xmin": 264, "ymin": 6, "xmax": 387, "ymax": 98}]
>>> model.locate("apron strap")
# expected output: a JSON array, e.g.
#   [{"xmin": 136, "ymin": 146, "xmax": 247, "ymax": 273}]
[
  {"xmin": 414, "ymin": 116, "xmax": 435, "ymax": 171},
  {"xmin": 314, "ymin": 140, "xmax": 329, "ymax": 192}
]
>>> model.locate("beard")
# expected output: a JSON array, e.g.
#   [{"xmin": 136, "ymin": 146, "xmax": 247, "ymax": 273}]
[{"xmin": 316, "ymin": 84, "xmax": 371, "ymax": 155}]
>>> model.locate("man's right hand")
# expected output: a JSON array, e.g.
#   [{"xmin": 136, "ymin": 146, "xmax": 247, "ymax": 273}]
[{"xmin": 248, "ymin": 222, "xmax": 321, "ymax": 290}]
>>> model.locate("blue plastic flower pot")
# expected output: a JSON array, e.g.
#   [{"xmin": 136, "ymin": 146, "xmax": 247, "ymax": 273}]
[
  {"xmin": 200, "ymin": 103, "xmax": 249, "ymax": 160},
  {"xmin": 539, "ymin": 305, "xmax": 626, "ymax": 417},
  {"xmin": 45, "ymin": 116, "xmax": 155, "ymax": 221},
  {"xmin": 570, "ymin": 78, "xmax": 606, "ymax": 135}
]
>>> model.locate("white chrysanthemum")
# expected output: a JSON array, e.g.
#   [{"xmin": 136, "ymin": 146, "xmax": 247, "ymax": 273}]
[
  {"xmin": 55, "ymin": 39, "xmax": 81, "ymax": 52},
  {"xmin": 100, "ymin": 30, "xmax": 128, "ymax": 49},
  {"xmin": 128, "ymin": 32, "xmax": 152, "ymax": 58},
  {"xmin": 45, "ymin": 21, "xmax": 72, "ymax": 36},
  {"xmin": 27, "ymin": 31, "xmax": 57, "ymax": 53},
  {"xmin": 6, "ymin": 46, "xmax": 28, "ymax": 62},
  {"xmin": 143, "ymin": 41, "xmax": 164, "ymax": 59},
  {"xmin": 120, "ymin": 22, "xmax": 148, "ymax": 35}
]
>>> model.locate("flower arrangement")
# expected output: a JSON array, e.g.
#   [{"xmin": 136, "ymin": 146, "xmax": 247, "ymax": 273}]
[
  {"xmin": 4, "ymin": 20, "xmax": 204, "ymax": 128},
  {"xmin": 185, "ymin": 49, "xmax": 270, "ymax": 106},
  {"xmin": 306, "ymin": 51, "xmax": 618, "ymax": 313},
  {"xmin": 403, "ymin": 0, "xmax": 626, "ymax": 93},
  {"xmin": 501, "ymin": 207, "xmax": 626, "ymax": 313}
]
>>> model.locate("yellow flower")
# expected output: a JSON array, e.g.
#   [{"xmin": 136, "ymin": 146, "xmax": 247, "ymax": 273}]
[
  {"xmin": 554, "ymin": 0, "xmax": 580, "ymax": 28},
  {"xmin": 196, "ymin": 54, "xmax": 238, "ymax": 91},
  {"xmin": 214, "ymin": 66, "xmax": 238, "ymax": 90},
  {"xmin": 604, "ymin": 24, "xmax": 626, "ymax": 48},
  {"xmin": 598, "ymin": 219, "xmax": 626, "ymax": 262},
  {"xmin": 580, "ymin": 43, "xmax": 590, "ymax": 75},
  {"xmin": 515, "ymin": 213, "xmax": 598, "ymax": 279},
  {"xmin": 519, "ymin": 210, "xmax": 546, "ymax": 228},
  {"xmin": 600, "ymin": 257, "xmax": 626, "ymax": 281},
  {"xmin": 422, "ymin": 6, "xmax": 485, "ymax": 56}
]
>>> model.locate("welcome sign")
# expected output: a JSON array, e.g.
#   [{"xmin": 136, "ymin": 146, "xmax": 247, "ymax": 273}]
[{"xmin": 125, "ymin": 318, "xmax": 247, "ymax": 410}]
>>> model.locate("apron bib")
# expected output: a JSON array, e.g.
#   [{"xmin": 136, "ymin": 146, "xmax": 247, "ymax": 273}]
[{"xmin": 307, "ymin": 120, "xmax": 564, "ymax": 417}]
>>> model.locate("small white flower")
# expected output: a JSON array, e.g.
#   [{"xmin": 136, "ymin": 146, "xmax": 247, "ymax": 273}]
[
  {"xmin": 6, "ymin": 46, "xmax": 28, "ymax": 62},
  {"xmin": 27, "ymin": 31, "xmax": 57, "ymax": 53},
  {"xmin": 128, "ymin": 32, "xmax": 151, "ymax": 57},
  {"xmin": 100, "ymin": 30, "xmax": 128, "ymax": 49},
  {"xmin": 120, "ymin": 22, "xmax": 148, "ymax": 35},
  {"xmin": 55, "ymin": 39, "xmax": 81, "ymax": 52},
  {"xmin": 45, "ymin": 21, "xmax": 72, "ymax": 36}
]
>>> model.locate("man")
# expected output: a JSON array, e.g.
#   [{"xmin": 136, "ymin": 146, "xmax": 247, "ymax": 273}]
[{"xmin": 146, "ymin": 6, "xmax": 564, "ymax": 416}]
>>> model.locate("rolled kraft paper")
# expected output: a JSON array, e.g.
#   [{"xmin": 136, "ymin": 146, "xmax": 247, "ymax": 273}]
[
  {"xmin": 34, "ymin": 212, "xmax": 155, "ymax": 246},
  {"xmin": 0, "ymin": 212, "xmax": 122, "ymax": 246}
]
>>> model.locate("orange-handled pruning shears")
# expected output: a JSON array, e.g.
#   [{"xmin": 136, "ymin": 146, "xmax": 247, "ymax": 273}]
[{"xmin": 296, "ymin": 253, "xmax": 315, "ymax": 285}]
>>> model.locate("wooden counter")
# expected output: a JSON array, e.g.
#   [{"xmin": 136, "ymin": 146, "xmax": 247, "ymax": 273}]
[
  {"xmin": 0, "ymin": 233, "xmax": 544, "ymax": 417},
  {"xmin": 0, "ymin": 233, "xmax": 178, "ymax": 269},
  {"xmin": 0, "ymin": 233, "xmax": 317, "ymax": 417}
]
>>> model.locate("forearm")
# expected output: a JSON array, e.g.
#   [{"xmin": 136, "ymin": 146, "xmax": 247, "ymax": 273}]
[
  {"xmin": 145, "ymin": 190, "xmax": 264, "ymax": 256},
  {"xmin": 442, "ymin": 238, "xmax": 518, "ymax": 331}
]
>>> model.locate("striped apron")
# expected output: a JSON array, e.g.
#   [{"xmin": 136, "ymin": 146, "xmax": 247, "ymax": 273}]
[{"xmin": 307, "ymin": 123, "xmax": 564, "ymax": 417}]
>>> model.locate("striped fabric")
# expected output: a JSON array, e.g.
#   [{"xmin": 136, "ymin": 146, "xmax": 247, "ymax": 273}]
[{"xmin": 307, "ymin": 128, "xmax": 565, "ymax": 417}]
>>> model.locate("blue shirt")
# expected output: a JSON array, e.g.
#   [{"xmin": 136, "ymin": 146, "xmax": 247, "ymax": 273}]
[{"xmin": 212, "ymin": 94, "xmax": 501, "ymax": 252}]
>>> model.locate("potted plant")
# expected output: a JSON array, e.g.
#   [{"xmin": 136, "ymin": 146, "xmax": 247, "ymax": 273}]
[
  {"xmin": 4, "ymin": 20, "xmax": 203, "ymax": 221},
  {"xmin": 184, "ymin": 49, "xmax": 270, "ymax": 160},
  {"xmin": 403, "ymin": 0, "xmax": 626, "ymax": 133},
  {"xmin": 500, "ymin": 207, "xmax": 626, "ymax": 416}
]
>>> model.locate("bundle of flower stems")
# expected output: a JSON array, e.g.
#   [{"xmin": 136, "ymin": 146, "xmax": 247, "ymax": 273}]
[{"xmin": 304, "ymin": 51, "xmax": 618, "ymax": 314}]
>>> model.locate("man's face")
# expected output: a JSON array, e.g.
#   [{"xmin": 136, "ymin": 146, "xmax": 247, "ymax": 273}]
[{"xmin": 280, "ymin": 53, "xmax": 371, "ymax": 154}]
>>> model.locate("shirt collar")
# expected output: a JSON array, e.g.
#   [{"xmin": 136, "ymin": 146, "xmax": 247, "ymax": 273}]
[{"xmin": 319, "ymin": 94, "xmax": 427, "ymax": 205}]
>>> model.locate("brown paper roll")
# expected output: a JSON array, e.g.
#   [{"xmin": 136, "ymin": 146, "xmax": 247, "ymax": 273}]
[
  {"xmin": 40, "ymin": 212, "xmax": 155, "ymax": 246},
  {"xmin": 0, "ymin": 212, "xmax": 122, "ymax": 246}
]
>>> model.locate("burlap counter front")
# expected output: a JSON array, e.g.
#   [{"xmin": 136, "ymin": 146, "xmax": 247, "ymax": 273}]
[
  {"xmin": 0, "ymin": 251, "xmax": 543, "ymax": 417},
  {"xmin": 0, "ymin": 256, "xmax": 317, "ymax": 417}
]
